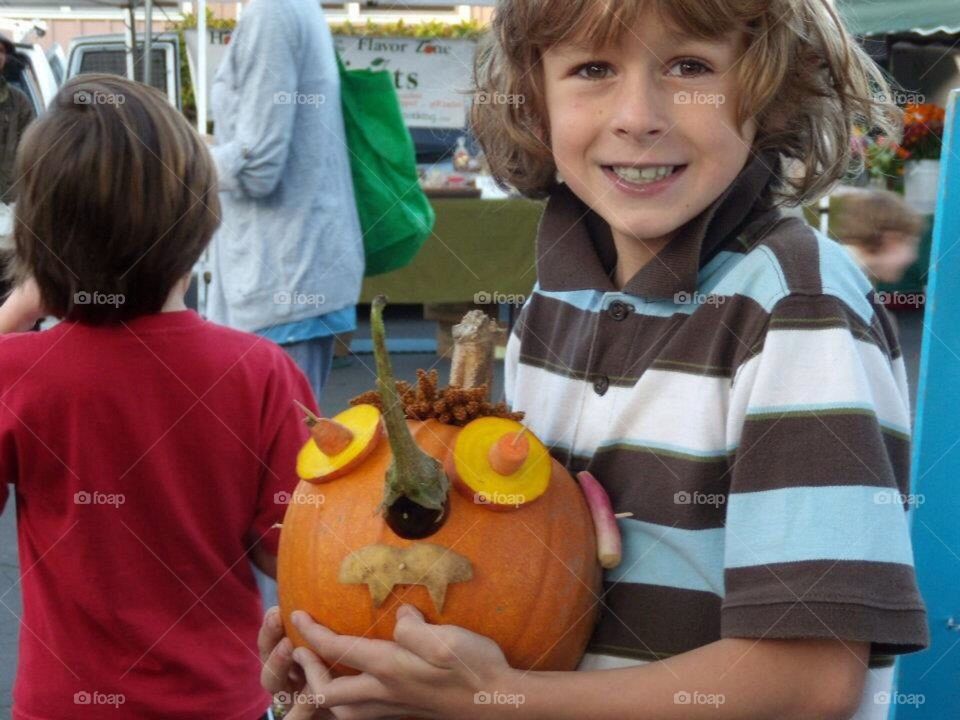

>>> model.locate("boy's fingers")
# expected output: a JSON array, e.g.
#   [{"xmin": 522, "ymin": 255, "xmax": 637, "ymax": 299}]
[
  {"xmin": 290, "ymin": 650, "xmax": 387, "ymax": 708},
  {"xmin": 288, "ymin": 662, "xmax": 306, "ymax": 688},
  {"xmin": 315, "ymin": 635, "xmax": 396, "ymax": 677},
  {"xmin": 290, "ymin": 646, "xmax": 332, "ymax": 692},
  {"xmin": 258, "ymin": 606, "xmax": 285, "ymax": 664},
  {"xmin": 392, "ymin": 604, "xmax": 447, "ymax": 667},
  {"xmin": 291, "ymin": 610, "xmax": 394, "ymax": 679},
  {"xmin": 261, "ymin": 637, "xmax": 295, "ymax": 694},
  {"xmin": 395, "ymin": 603, "xmax": 423, "ymax": 622},
  {"xmin": 291, "ymin": 610, "xmax": 338, "ymax": 647}
]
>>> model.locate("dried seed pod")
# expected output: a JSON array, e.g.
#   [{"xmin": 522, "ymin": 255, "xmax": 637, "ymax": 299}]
[{"xmin": 347, "ymin": 313, "xmax": 523, "ymax": 426}]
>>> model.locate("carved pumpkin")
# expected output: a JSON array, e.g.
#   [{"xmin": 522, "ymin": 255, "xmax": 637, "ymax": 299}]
[{"xmin": 277, "ymin": 298, "xmax": 604, "ymax": 673}]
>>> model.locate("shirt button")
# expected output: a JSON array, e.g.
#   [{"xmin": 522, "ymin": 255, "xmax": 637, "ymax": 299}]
[
  {"xmin": 593, "ymin": 375, "xmax": 610, "ymax": 396},
  {"xmin": 608, "ymin": 301, "xmax": 632, "ymax": 321}
]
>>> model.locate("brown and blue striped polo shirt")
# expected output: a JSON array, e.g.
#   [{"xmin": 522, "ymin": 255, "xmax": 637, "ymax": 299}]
[{"xmin": 505, "ymin": 152, "xmax": 928, "ymax": 668}]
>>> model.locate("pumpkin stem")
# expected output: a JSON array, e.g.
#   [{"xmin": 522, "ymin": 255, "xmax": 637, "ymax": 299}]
[{"xmin": 371, "ymin": 295, "xmax": 450, "ymax": 517}]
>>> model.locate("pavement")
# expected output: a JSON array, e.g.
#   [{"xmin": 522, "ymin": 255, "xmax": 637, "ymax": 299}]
[{"xmin": 0, "ymin": 309, "xmax": 923, "ymax": 718}]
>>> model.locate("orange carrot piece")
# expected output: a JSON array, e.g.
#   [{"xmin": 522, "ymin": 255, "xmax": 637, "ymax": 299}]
[{"xmin": 488, "ymin": 431, "xmax": 530, "ymax": 476}]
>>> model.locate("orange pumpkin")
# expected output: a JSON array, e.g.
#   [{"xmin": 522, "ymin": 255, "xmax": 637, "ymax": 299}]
[{"xmin": 277, "ymin": 298, "xmax": 602, "ymax": 673}]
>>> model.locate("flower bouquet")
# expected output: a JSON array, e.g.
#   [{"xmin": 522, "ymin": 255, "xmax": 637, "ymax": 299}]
[{"xmin": 901, "ymin": 103, "xmax": 945, "ymax": 161}]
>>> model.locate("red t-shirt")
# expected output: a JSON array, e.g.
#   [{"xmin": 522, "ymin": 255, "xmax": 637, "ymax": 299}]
[{"xmin": 0, "ymin": 311, "xmax": 316, "ymax": 720}]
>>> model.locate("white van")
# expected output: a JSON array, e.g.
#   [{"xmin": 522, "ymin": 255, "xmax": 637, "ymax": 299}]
[{"xmin": 66, "ymin": 33, "xmax": 181, "ymax": 109}]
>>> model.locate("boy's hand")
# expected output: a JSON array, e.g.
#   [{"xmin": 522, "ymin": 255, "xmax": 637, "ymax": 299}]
[
  {"xmin": 259, "ymin": 606, "xmax": 331, "ymax": 719},
  {"xmin": 288, "ymin": 605, "xmax": 518, "ymax": 720},
  {"xmin": 0, "ymin": 277, "xmax": 46, "ymax": 333}
]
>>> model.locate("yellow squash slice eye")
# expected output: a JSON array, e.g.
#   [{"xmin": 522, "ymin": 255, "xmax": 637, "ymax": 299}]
[
  {"xmin": 296, "ymin": 404, "xmax": 383, "ymax": 483},
  {"xmin": 446, "ymin": 417, "xmax": 551, "ymax": 510}
]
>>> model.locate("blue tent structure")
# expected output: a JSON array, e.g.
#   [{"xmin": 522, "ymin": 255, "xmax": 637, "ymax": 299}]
[
  {"xmin": 836, "ymin": 6, "xmax": 960, "ymax": 715},
  {"xmin": 893, "ymin": 90, "xmax": 960, "ymax": 718}
]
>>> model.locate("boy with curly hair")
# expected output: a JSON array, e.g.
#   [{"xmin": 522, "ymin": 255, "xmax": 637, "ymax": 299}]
[{"xmin": 261, "ymin": 2, "xmax": 927, "ymax": 718}]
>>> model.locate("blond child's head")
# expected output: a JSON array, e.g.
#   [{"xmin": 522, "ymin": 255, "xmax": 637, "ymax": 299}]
[
  {"xmin": 473, "ymin": 0, "xmax": 900, "ymax": 249},
  {"xmin": 10, "ymin": 74, "xmax": 220, "ymax": 324}
]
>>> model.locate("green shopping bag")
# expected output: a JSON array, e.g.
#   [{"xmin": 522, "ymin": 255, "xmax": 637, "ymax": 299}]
[{"xmin": 337, "ymin": 55, "xmax": 435, "ymax": 277}]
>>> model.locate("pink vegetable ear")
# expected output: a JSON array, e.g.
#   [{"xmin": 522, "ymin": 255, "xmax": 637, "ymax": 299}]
[{"xmin": 576, "ymin": 471, "xmax": 622, "ymax": 569}]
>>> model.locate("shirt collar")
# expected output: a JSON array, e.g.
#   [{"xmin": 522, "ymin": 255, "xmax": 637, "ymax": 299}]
[{"xmin": 536, "ymin": 150, "xmax": 780, "ymax": 299}]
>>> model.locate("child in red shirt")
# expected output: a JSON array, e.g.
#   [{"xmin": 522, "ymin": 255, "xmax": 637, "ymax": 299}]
[{"xmin": 0, "ymin": 75, "xmax": 314, "ymax": 720}]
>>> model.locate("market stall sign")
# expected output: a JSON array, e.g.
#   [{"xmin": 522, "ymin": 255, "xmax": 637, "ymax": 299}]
[{"xmin": 335, "ymin": 36, "xmax": 476, "ymax": 129}]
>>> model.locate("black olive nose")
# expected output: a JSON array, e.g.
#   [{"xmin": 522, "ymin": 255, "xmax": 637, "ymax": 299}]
[{"xmin": 384, "ymin": 495, "xmax": 450, "ymax": 539}]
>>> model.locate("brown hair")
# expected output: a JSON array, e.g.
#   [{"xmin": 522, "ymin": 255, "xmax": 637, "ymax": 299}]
[
  {"xmin": 9, "ymin": 74, "xmax": 220, "ymax": 324},
  {"xmin": 830, "ymin": 187, "xmax": 924, "ymax": 249},
  {"xmin": 472, "ymin": 0, "xmax": 900, "ymax": 204}
]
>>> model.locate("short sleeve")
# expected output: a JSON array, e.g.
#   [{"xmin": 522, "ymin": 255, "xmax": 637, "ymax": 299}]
[
  {"xmin": 249, "ymin": 350, "xmax": 316, "ymax": 555},
  {"xmin": 721, "ymin": 293, "xmax": 928, "ymax": 656}
]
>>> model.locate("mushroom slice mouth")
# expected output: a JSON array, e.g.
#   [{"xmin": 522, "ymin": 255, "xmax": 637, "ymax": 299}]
[{"xmin": 338, "ymin": 543, "xmax": 473, "ymax": 612}]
